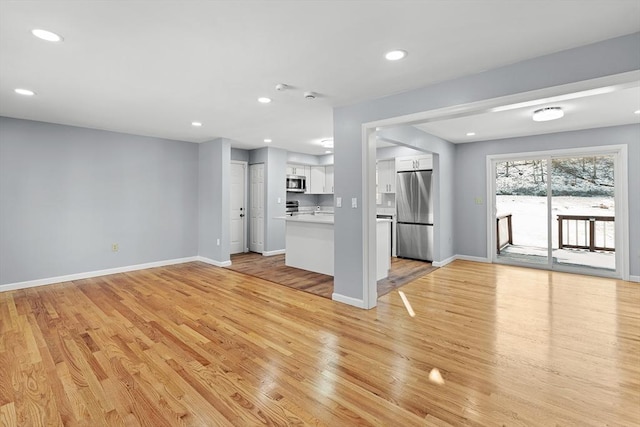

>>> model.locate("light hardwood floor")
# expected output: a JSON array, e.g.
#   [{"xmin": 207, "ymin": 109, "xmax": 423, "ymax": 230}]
[
  {"xmin": 0, "ymin": 260, "xmax": 638, "ymax": 426},
  {"xmin": 226, "ymin": 252, "xmax": 438, "ymax": 299}
]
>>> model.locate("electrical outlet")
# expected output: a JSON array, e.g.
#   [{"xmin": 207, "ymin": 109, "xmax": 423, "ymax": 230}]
[
  {"xmin": 111, "ymin": 243, "xmax": 119, "ymax": 252},
  {"xmin": 352, "ymin": 197, "xmax": 357, "ymax": 208},
  {"xmin": 216, "ymin": 238, "xmax": 220, "ymax": 246}
]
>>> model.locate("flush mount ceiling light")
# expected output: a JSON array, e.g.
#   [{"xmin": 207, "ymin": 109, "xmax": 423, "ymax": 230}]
[
  {"xmin": 321, "ymin": 138, "xmax": 334, "ymax": 148},
  {"xmin": 385, "ymin": 50, "xmax": 407, "ymax": 61},
  {"xmin": 635, "ymin": 110, "xmax": 640, "ymax": 115},
  {"xmin": 466, "ymin": 132, "xmax": 476, "ymax": 136},
  {"xmin": 191, "ymin": 121, "xmax": 202, "ymax": 127},
  {"xmin": 14, "ymin": 88, "xmax": 36, "ymax": 96},
  {"xmin": 264, "ymin": 138, "xmax": 272, "ymax": 143},
  {"xmin": 532, "ymin": 107, "xmax": 564, "ymax": 122},
  {"xmin": 31, "ymin": 29, "xmax": 63, "ymax": 42},
  {"xmin": 257, "ymin": 97, "xmax": 271, "ymax": 104},
  {"xmin": 325, "ymin": 150, "xmax": 332, "ymax": 154}
]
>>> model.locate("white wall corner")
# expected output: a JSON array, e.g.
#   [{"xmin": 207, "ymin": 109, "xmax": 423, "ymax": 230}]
[
  {"xmin": 196, "ymin": 256, "xmax": 232, "ymax": 267},
  {"xmin": 332, "ymin": 292, "xmax": 368, "ymax": 309},
  {"xmin": 263, "ymin": 249, "xmax": 286, "ymax": 257},
  {"xmin": 0, "ymin": 256, "xmax": 200, "ymax": 293}
]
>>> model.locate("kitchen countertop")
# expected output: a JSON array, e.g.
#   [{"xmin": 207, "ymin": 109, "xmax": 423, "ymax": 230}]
[{"xmin": 279, "ymin": 214, "xmax": 392, "ymax": 225}]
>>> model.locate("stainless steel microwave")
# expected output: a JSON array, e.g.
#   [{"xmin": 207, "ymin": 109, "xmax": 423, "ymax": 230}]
[{"xmin": 286, "ymin": 175, "xmax": 306, "ymax": 192}]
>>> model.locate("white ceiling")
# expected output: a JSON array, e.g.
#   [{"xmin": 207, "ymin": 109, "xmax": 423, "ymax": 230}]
[
  {"xmin": 415, "ymin": 85, "xmax": 640, "ymax": 143},
  {"xmin": 1, "ymin": 1, "xmax": 639, "ymax": 155}
]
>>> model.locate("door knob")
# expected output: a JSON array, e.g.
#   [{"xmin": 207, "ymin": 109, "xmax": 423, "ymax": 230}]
[{"xmin": 240, "ymin": 214, "xmax": 245, "ymax": 217}]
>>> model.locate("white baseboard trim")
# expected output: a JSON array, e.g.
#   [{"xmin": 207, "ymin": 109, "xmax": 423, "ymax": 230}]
[
  {"xmin": 196, "ymin": 256, "xmax": 232, "ymax": 267},
  {"xmin": 262, "ymin": 249, "xmax": 286, "ymax": 257},
  {"xmin": 332, "ymin": 292, "xmax": 366, "ymax": 309},
  {"xmin": 0, "ymin": 256, "xmax": 199, "ymax": 293},
  {"xmin": 455, "ymin": 254, "xmax": 491, "ymax": 263},
  {"xmin": 432, "ymin": 255, "xmax": 456, "ymax": 267},
  {"xmin": 629, "ymin": 275, "xmax": 640, "ymax": 283}
]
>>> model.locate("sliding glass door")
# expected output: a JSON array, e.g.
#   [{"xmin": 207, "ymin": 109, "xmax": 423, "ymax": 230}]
[
  {"xmin": 495, "ymin": 159, "xmax": 549, "ymax": 265},
  {"xmin": 491, "ymin": 148, "xmax": 622, "ymax": 278},
  {"xmin": 550, "ymin": 155, "xmax": 616, "ymax": 272}
]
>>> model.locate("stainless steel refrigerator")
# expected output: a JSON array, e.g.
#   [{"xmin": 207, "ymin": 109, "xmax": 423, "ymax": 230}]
[{"xmin": 396, "ymin": 170, "xmax": 434, "ymax": 261}]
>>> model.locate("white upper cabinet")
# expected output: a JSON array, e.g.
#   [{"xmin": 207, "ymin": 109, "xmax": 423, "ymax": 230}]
[
  {"xmin": 309, "ymin": 165, "xmax": 334, "ymax": 194},
  {"xmin": 310, "ymin": 166, "xmax": 325, "ymax": 194},
  {"xmin": 377, "ymin": 160, "xmax": 395, "ymax": 193},
  {"xmin": 325, "ymin": 166, "xmax": 334, "ymax": 194},
  {"xmin": 395, "ymin": 154, "xmax": 433, "ymax": 172},
  {"xmin": 286, "ymin": 164, "xmax": 310, "ymax": 178}
]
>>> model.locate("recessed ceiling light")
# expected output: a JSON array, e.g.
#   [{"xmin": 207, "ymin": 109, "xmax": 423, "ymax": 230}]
[
  {"xmin": 14, "ymin": 88, "xmax": 36, "ymax": 96},
  {"xmin": 31, "ymin": 29, "xmax": 63, "ymax": 42},
  {"xmin": 325, "ymin": 150, "xmax": 332, "ymax": 154},
  {"xmin": 191, "ymin": 121, "xmax": 202, "ymax": 127},
  {"xmin": 264, "ymin": 138, "xmax": 272, "ymax": 143},
  {"xmin": 321, "ymin": 138, "xmax": 334, "ymax": 148},
  {"xmin": 258, "ymin": 97, "xmax": 271, "ymax": 104},
  {"xmin": 532, "ymin": 107, "xmax": 564, "ymax": 122},
  {"xmin": 385, "ymin": 50, "xmax": 407, "ymax": 61},
  {"xmin": 634, "ymin": 109, "xmax": 640, "ymax": 115},
  {"xmin": 466, "ymin": 132, "xmax": 476, "ymax": 136}
]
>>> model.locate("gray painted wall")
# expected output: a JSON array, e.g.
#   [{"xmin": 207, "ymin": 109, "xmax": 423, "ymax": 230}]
[
  {"xmin": 231, "ymin": 148, "xmax": 249, "ymax": 162},
  {"xmin": 266, "ymin": 148, "xmax": 287, "ymax": 252},
  {"xmin": 0, "ymin": 117, "xmax": 198, "ymax": 285},
  {"xmin": 376, "ymin": 145, "xmax": 423, "ymax": 160},
  {"xmin": 455, "ymin": 124, "xmax": 640, "ymax": 275},
  {"xmin": 333, "ymin": 32, "xmax": 640, "ymax": 302},
  {"xmin": 198, "ymin": 138, "xmax": 231, "ymax": 262},
  {"xmin": 287, "ymin": 152, "xmax": 320, "ymax": 165}
]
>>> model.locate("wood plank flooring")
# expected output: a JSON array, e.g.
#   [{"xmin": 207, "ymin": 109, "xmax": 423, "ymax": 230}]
[
  {"xmin": 1, "ymin": 260, "xmax": 639, "ymax": 426},
  {"xmin": 226, "ymin": 252, "xmax": 438, "ymax": 299}
]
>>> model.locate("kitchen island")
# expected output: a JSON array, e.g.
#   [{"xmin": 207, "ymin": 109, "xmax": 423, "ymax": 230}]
[{"xmin": 283, "ymin": 214, "xmax": 391, "ymax": 279}]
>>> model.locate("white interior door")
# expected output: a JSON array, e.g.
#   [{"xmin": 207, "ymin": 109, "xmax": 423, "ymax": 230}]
[
  {"xmin": 249, "ymin": 163, "xmax": 265, "ymax": 253},
  {"xmin": 230, "ymin": 162, "xmax": 246, "ymax": 254}
]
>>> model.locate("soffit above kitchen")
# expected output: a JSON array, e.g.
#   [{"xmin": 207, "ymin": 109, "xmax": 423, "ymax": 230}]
[{"xmin": 1, "ymin": 1, "xmax": 639, "ymax": 155}]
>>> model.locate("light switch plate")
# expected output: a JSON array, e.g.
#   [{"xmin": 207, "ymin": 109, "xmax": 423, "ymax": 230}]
[
  {"xmin": 336, "ymin": 197, "xmax": 342, "ymax": 208},
  {"xmin": 352, "ymin": 197, "xmax": 357, "ymax": 208}
]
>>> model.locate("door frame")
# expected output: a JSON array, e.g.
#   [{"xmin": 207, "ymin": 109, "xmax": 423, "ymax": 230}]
[
  {"xmin": 486, "ymin": 144, "xmax": 629, "ymax": 280},
  {"xmin": 231, "ymin": 160, "xmax": 248, "ymax": 254}
]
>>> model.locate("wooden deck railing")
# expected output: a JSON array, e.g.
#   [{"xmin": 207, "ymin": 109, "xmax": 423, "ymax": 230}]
[
  {"xmin": 557, "ymin": 215, "xmax": 615, "ymax": 252},
  {"xmin": 496, "ymin": 214, "xmax": 512, "ymax": 254}
]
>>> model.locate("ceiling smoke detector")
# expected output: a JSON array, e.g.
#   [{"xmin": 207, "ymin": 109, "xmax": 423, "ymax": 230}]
[
  {"xmin": 275, "ymin": 83, "xmax": 289, "ymax": 91},
  {"xmin": 304, "ymin": 91, "xmax": 317, "ymax": 100}
]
